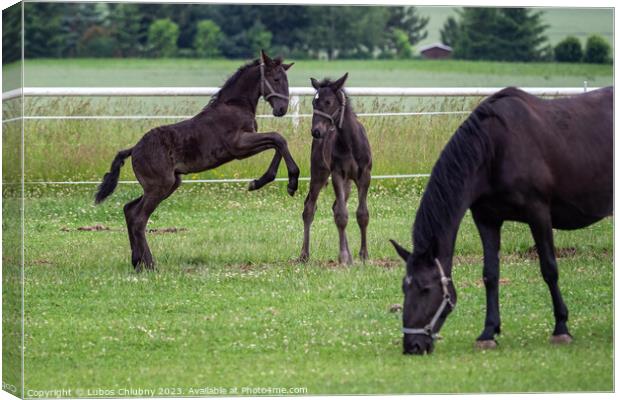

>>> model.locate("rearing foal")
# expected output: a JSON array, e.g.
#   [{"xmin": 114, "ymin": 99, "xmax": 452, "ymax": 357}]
[
  {"xmin": 299, "ymin": 74, "xmax": 372, "ymax": 265},
  {"xmin": 95, "ymin": 51, "xmax": 299, "ymax": 271}
]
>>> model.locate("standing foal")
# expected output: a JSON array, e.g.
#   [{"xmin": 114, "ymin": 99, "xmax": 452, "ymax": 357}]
[{"xmin": 299, "ymin": 73, "xmax": 372, "ymax": 265}]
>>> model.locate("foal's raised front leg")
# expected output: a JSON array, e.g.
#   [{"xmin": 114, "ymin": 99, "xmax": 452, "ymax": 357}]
[
  {"xmin": 299, "ymin": 169, "xmax": 329, "ymax": 262},
  {"xmin": 472, "ymin": 209, "xmax": 503, "ymax": 349},
  {"xmin": 528, "ymin": 205, "xmax": 572, "ymax": 344},
  {"xmin": 332, "ymin": 173, "xmax": 352, "ymax": 265},
  {"xmin": 249, "ymin": 151, "xmax": 281, "ymax": 191},
  {"xmin": 232, "ymin": 132, "xmax": 300, "ymax": 196}
]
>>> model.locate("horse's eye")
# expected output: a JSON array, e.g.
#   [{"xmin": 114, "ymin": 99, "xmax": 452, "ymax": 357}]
[{"xmin": 326, "ymin": 100, "xmax": 331, "ymax": 106}]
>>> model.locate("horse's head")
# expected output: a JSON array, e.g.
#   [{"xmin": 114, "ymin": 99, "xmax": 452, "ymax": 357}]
[
  {"xmin": 259, "ymin": 50, "xmax": 294, "ymax": 117},
  {"xmin": 390, "ymin": 240, "xmax": 457, "ymax": 355},
  {"xmin": 310, "ymin": 73, "xmax": 348, "ymax": 139}
]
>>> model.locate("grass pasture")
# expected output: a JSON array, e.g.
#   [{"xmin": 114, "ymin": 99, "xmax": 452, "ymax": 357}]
[{"xmin": 16, "ymin": 181, "xmax": 613, "ymax": 393}]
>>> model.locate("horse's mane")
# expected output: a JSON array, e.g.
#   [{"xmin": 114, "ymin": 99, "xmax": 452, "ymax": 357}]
[
  {"xmin": 412, "ymin": 91, "xmax": 511, "ymax": 255},
  {"xmin": 204, "ymin": 57, "xmax": 284, "ymax": 109}
]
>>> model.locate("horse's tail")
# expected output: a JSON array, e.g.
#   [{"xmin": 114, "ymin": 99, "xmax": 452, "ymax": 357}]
[{"xmin": 94, "ymin": 148, "xmax": 133, "ymax": 204}]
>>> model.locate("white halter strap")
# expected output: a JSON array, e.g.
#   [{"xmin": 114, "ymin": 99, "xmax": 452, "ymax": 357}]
[{"xmin": 259, "ymin": 60, "xmax": 289, "ymax": 102}]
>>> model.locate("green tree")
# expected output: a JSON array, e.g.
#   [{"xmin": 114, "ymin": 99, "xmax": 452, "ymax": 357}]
[
  {"xmin": 24, "ymin": 3, "xmax": 64, "ymax": 58},
  {"xmin": 245, "ymin": 21, "xmax": 272, "ymax": 56},
  {"xmin": 453, "ymin": 7, "xmax": 548, "ymax": 61},
  {"xmin": 584, "ymin": 35, "xmax": 610, "ymax": 64},
  {"xmin": 2, "ymin": 4, "xmax": 21, "ymax": 63},
  {"xmin": 58, "ymin": 3, "xmax": 106, "ymax": 57},
  {"xmin": 440, "ymin": 16, "xmax": 459, "ymax": 47},
  {"xmin": 148, "ymin": 18, "xmax": 180, "ymax": 57},
  {"xmin": 77, "ymin": 26, "xmax": 116, "ymax": 57},
  {"xmin": 554, "ymin": 36, "xmax": 583, "ymax": 62},
  {"xmin": 110, "ymin": 4, "xmax": 144, "ymax": 57},
  {"xmin": 386, "ymin": 7, "xmax": 428, "ymax": 46},
  {"xmin": 392, "ymin": 28, "xmax": 412, "ymax": 58},
  {"xmin": 193, "ymin": 19, "xmax": 223, "ymax": 57},
  {"xmin": 307, "ymin": 7, "xmax": 388, "ymax": 59}
]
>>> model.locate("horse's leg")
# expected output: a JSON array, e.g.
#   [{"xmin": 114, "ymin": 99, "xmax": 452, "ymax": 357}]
[
  {"xmin": 355, "ymin": 171, "xmax": 371, "ymax": 262},
  {"xmin": 130, "ymin": 175, "xmax": 181, "ymax": 271},
  {"xmin": 249, "ymin": 151, "xmax": 281, "ymax": 191},
  {"xmin": 528, "ymin": 205, "xmax": 572, "ymax": 344},
  {"xmin": 299, "ymin": 169, "xmax": 329, "ymax": 262},
  {"xmin": 332, "ymin": 173, "xmax": 352, "ymax": 265},
  {"xmin": 123, "ymin": 195, "xmax": 143, "ymax": 270},
  {"xmin": 231, "ymin": 132, "xmax": 300, "ymax": 196},
  {"xmin": 472, "ymin": 209, "xmax": 503, "ymax": 349}
]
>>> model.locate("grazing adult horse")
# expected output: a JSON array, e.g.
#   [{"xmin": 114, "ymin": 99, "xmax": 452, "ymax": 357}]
[
  {"xmin": 299, "ymin": 74, "xmax": 372, "ymax": 265},
  {"xmin": 390, "ymin": 86, "xmax": 613, "ymax": 355},
  {"xmin": 95, "ymin": 51, "xmax": 299, "ymax": 271}
]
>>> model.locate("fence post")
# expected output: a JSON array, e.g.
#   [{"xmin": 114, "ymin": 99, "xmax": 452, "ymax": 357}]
[{"xmin": 291, "ymin": 95, "xmax": 300, "ymax": 128}]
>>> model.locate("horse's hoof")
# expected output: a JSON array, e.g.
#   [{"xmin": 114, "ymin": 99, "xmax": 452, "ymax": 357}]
[
  {"xmin": 296, "ymin": 254, "xmax": 309, "ymax": 263},
  {"xmin": 475, "ymin": 340, "xmax": 498, "ymax": 350},
  {"xmin": 338, "ymin": 256, "xmax": 353, "ymax": 266},
  {"xmin": 248, "ymin": 180, "xmax": 258, "ymax": 191},
  {"xmin": 550, "ymin": 334, "xmax": 573, "ymax": 344},
  {"xmin": 287, "ymin": 186, "xmax": 296, "ymax": 196}
]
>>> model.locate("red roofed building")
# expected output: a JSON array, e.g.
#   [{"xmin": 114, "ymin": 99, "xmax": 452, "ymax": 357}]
[{"xmin": 419, "ymin": 43, "xmax": 453, "ymax": 59}]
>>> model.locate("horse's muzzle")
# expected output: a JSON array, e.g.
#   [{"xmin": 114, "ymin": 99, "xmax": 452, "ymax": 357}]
[
  {"xmin": 403, "ymin": 334, "xmax": 434, "ymax": 355},
  {"xmin": 273, "ymin": 106, "xmax": 287, "ymax": 117}
]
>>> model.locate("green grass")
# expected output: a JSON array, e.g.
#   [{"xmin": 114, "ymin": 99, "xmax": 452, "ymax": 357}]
[
  {"xmin": 13, "ymin": 181, "xmax": 613, "ymax": 394},
  {"xmin": 8, "ymin": 96, "xmax": 477, "ymax": 182},
  {"xmin": 1, "ymin": 58, "xmax": 612, "ymax": 90}
]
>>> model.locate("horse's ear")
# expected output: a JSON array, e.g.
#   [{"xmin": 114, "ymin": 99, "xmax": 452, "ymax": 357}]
[
  {"xmin": 390, "ymin": 239, "xmax": 411, "ymax": 262},
  {"xmin": 260, "ymin": 49, "xmax": 273, "ymax": 65},
  {"xmin": 283, "ymin": 62, "xmax": 294, "ymax": 71},
  {"xmin": 332, "ymin": 72, "xmax": 349, "ymax": 91},
  {"xmin": 310, "ymin": 77, "xmax": 321, "ymax": 90}
]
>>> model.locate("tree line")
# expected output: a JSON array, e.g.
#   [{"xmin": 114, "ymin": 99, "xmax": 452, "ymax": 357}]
[
  {"xmin": 2, "ymin": 3, "xmax": 611, "ymax": 64},
  {"xmin": 440, "ymin": 8, "xmax": 611, "ymax": 64},
  {"xmin": 3, "ymin": 3, "xmax": 429, "ymax": 62}
]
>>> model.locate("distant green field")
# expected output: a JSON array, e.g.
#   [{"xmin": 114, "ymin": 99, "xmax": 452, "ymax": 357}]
[
  {"xmin": 419, "ymin": 6, "xmax": 613, "ymax": 48},
  {"xmin": 2, "ymin": 58, "xmax": 612, "ymax": 90}
]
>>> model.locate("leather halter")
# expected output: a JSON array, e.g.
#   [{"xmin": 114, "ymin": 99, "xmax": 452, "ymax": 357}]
[
  {"xmin": 402, "ymin": 258, "xmax": 455, "ymax": 339},
  {"xmin": 312, "ymin": 90, "xmax": 347, "ymax": 130},
  {"xmin": 259, "ymin": 60, "xmax": 289, "ymax": 102}
]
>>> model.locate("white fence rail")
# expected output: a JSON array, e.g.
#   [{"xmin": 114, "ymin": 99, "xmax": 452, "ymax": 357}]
[{"xmin": 2, "ymin": 86, "xmax": 596, "ymax": 101}]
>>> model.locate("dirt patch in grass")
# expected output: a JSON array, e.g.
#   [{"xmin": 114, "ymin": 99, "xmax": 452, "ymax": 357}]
[
  {"xmin": 32, "ymin": 259, "xmax": 53, "ymax": 266},
  {"xmin": 369, "ymin": 258, "xmax": 401, "ymax": 269},
  {"xmin": 76, "ymin": 224, "xmax": 112, "ymax": 232},
  {"xmin": 460, "ymin": 277, "xmax": 512, "ymax": 289},
  {"xmin": 522, "ymin": 246, "xmax": 577, "ymax": 259},
  {"xmin": 63, "ymin": 225, "xmax": 188, "ymax": 234},
  {"xmin": 147, "ymin": 227, "xmax": 188, "ymax": 234}
]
